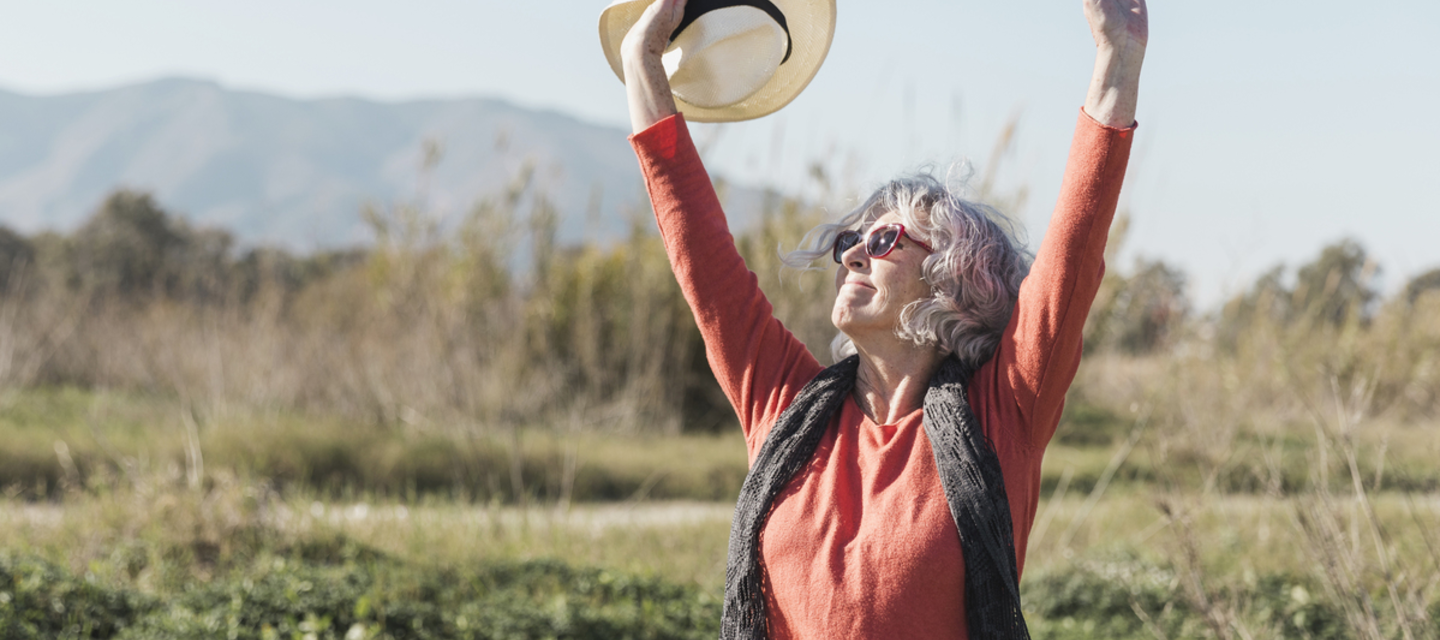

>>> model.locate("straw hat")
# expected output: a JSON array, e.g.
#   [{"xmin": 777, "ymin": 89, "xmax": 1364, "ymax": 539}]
[{"xmin": 599, "ymin": 0, "xmax": 836, "ymax": 123}]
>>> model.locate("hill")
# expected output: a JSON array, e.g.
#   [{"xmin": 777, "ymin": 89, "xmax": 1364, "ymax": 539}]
[{"xmin": 0, "ymin": 78, "xmax": 763, "ymax": 249}]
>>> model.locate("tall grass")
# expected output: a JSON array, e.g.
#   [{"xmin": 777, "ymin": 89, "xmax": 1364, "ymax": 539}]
[
  {"xmin": 1067, "ymin": 243, "xmax": 1440, "ymax": 636},
  {"xmin": 0, "ymin": 174, "xmax": 818, "ymax": 434}
]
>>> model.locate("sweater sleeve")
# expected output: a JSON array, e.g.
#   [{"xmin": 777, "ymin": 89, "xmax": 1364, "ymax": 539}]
[
  {"xmin": 998, "ymin": 109, "xmax": 1135, "ymax": 448},
  {"xmin": 629, "ymin": 114, "xmax": 823, "ymax": 456}
]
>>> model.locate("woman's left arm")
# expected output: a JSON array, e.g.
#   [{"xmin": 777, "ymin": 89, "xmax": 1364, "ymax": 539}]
[{"xmin": 995, "ymin": 0, "xmax": 1147, "ymax": 447}]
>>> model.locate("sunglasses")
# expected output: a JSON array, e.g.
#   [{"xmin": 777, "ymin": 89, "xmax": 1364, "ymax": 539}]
[{"xmin": 831, "ymin": 223, "xmax": 933, "ymax": 264}]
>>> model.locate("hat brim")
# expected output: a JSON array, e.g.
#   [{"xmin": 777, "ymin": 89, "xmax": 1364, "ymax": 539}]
[{"xmin": 599, "ymin": 0, "xmax": 836, "ymax": 123}]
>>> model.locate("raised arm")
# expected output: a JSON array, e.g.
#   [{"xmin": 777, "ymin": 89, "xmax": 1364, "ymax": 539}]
[
  {"xmin": 1082, "ymin": 0, "xmax": 1148, "ymax": 127},
  {"xmin": 994, "ymin": 0, "xmax": 1147, "ymax": 446},
  {"xmin": 620, "ymin": 0, "xmax": 824, "ymax": 451}
]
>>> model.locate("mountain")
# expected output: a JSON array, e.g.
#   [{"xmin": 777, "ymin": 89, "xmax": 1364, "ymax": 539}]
[{"xmin": 0, "ymin": 78, "xmax": 765, "ymax": 249}]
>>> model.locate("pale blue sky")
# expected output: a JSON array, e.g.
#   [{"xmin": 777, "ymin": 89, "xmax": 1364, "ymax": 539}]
[{"xmin": 1, "ymin": 0, "xmax": 1436, "ymax": 305}]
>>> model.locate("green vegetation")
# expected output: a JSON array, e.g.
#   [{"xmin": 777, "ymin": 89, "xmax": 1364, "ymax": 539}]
[
  {"xmin": 0, "ymin": 387, "xmax": 749, "ymax": 504},
  {"xmin": 0, "ymin": 550, "xmax": 722, "ymax": 640},
  {"xmin": 1, "ymin": 174, "xmax": 1438, "ymax": 637},
  {"xmin": 3, "ymin": 475, "xmax": 1434, "ymax": 638}
]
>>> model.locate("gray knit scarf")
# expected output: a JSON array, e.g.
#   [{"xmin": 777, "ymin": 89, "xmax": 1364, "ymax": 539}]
[{"xmin": 720, "ymin": 354, "xmax": 1031, "ymax": 639}]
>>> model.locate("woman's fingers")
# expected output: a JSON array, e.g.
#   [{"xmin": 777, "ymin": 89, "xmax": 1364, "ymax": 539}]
[
  {"xmin": 623, "ymin": 0, "xmax": 690, "ymax": 61},
  {"xmin": 1082, "ymin": 0, "xmax": 1148, "ymax": 49},
  {"xmin": 658, "ymin": 0, "xmax": 689, "ymax": 34},
  {"xmin": 1081, "ymin": 0, "xmax": 1146, "ymax": 128}
]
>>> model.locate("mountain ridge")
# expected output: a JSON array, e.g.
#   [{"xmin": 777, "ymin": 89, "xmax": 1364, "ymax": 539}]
[{"xmin": 0, "ymin": 77, "xmax": 767, "ymax": 250}]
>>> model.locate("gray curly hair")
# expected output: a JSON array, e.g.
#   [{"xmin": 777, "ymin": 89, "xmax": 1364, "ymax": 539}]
[{"xmin": 783, "ymin": 171, "xmax": 1033, "ymax": 368}]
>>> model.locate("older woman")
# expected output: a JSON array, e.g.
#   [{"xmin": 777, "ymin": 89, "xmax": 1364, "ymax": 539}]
[{"xmin": 621, "ymin": 1, "xmax": 1147, "ymax": 638}]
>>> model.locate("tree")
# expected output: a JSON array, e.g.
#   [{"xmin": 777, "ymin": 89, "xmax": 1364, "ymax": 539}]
[
  {"xmin": 1089, "ymin": 257, "xmax": 1189, "ymax": 353},
  {"xmin": 1402, "ymin": 267, "xmax": 1440, "ymax": 306},
  {"xmin": 1290, "ymin": 238, "xmax": 1378, "ymax": 326},
  {"xmin": 0, "ymin": 225, "xmax": 34, "ymax": 292},
  {"xmin": 67, "ymin": 189, "xmax": 234, "ymax": 301},
  {"xmin": 1217, "ymin": 239, "xmax": 1380, "ymax": 349},
  {"xmin": 69, "ymin": 190, "xmax": 183, "ymax": 296},
  {"xmin": 1217, "ymin": 264, "xmax": 1289, "ymax": 348}
]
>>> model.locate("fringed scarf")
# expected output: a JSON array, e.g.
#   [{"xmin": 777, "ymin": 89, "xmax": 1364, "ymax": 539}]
[{"xmin": 720, "ymin": 355, "xmax": 1031, "ymax": 639}]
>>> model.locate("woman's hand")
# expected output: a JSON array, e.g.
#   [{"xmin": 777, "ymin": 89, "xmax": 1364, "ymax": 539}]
[
  {"xmin": 1081, "ymin": 0, "xmax": 1147, "ymax": 128},
  {"xmin": 1084, "ymin": 0, "xmax": 1148, "ymax": 52},
  {"xmin": 622, "ymin": 0, "xmax": 688, "ymax": 134}
]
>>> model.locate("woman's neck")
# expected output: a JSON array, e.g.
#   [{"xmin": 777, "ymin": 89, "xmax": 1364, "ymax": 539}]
[{"xmin": 851, "ymin": 336, "xmax": 946, "ymax": 425}]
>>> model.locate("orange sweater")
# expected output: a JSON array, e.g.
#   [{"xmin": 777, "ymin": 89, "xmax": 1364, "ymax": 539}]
[{"xmin": 631, "ymin": 110, "xmax": 1134, "ymax": 639}]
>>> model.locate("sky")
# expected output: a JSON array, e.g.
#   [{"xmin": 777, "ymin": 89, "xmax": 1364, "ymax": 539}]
[{"xmin": 0, "ymin": 0, "xmax": 1437, "ymax": 307}]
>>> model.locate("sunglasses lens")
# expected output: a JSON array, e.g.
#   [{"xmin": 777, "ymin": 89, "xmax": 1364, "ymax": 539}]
[
  {"xmin": 832, "ymin": 230, "xmax": 861, "ymax": 263},
  {"xmin": 867, "ymin": 226, "xmax": 900, "ymax": 257}
]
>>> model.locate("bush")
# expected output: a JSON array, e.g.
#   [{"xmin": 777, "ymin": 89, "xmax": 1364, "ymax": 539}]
[
  {"xmin": 0, "ymin": 548, "xmax": 720, "ymax": 640},
  {"xmin": 1023, "ymin": 555, "xmax": 1190, "ymax": 640},
  {"xmin": 0, "ymin": 553, "xmax": 154, "ymax": 639},
  {"xmin": 1023, "ymin": 556, "xmax": 1358, "ymax": 640}
]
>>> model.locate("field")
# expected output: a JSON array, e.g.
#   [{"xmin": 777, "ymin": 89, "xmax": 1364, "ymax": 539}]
[
  {"xmin": 1, "ymin": 178, "xmax": 1439, "ymax": 638},
  {"xmin": 3, "ymin": 379, "xmax": 1437, "ymax": 639}
]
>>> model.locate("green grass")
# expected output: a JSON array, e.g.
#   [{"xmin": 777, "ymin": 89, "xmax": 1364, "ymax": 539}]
[
  {"xmin": 3, "ymin": 477, "xmax": 1434, "ymax": 639},
  {"xmin": 1046, "ymin": 398, "xmax": 1440, "ymax": 496},
  {"xmin": 4, "ymin": 385, "xmax": 1439, "ymax": 638},
  {"xmin": 9, "ymin": 386, "xmax": 1439, "ymax": 505},
  {"xmin": 0, "ymin": 387, "xmax": 750, "ymax": 504}
]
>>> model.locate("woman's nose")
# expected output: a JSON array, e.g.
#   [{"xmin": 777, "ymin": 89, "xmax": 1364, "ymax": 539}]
[{"xmin": 841, "ymin": 241, "xmax": 869, "ymax": 269}]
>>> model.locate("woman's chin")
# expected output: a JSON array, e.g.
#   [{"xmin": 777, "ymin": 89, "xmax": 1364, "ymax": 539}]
[
  {"xmin": 830, "ymin": 302, "xmax": 860, "ymax": 332},
  {"xmin": 831, "ymin": 309, "xmax": 885, "ymax": 339}
]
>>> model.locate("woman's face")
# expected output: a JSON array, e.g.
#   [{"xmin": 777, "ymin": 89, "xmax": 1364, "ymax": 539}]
[{"xmin": 832, "ymin": 211, "xmax": 934, "ymax": 343}]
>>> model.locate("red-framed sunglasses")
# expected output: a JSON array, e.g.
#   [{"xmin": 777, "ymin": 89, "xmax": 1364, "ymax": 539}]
[{"xmin": 831, "ymin": 223, "xmax": 933, "ymax": 264}]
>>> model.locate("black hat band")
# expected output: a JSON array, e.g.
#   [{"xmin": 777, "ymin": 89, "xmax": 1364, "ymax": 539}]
[{"xmin": 669, "ymin": 0, "xmax": 793, "ymax": 65}]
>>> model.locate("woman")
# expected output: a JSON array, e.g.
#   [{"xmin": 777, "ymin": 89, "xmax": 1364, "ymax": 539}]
[{"xmin": 621, "ymin": 0, "xmax": 1147, "ymax": 637}]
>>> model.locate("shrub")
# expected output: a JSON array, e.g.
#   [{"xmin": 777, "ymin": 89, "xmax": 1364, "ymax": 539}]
[
  {"xmin": 1023, "ymin": 556, "xmax": 1361, "ymax": 640},
  {"xmin": 0, "ymin": 552, "xmax": 155, "ymax": 639},
  {"xmin": 0, "ymin": 548, "xmax": 720, "ymax": 640}
]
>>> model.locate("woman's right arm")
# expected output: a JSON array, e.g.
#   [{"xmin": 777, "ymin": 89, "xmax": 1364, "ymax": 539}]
[{"xmin": 622, "ymin": 0, "xmax": 823, "ymax": 451}]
